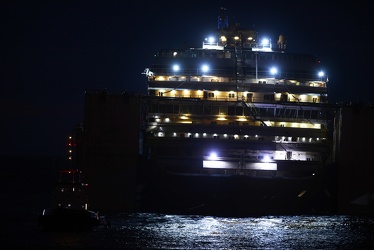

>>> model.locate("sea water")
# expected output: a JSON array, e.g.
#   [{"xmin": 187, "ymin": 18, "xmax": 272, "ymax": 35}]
[
  {"xmin": 3, "ymin": 212, "xmax": 374, "ymax": 249},
  {"xmin": 2, "ymin": 156, "xmax": 374, "ymax": 249}
]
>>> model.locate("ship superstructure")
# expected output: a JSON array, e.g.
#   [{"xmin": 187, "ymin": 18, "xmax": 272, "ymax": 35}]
[{"xmin": 142, "ymin": 9, "xmax": 331, "ymax": 180}]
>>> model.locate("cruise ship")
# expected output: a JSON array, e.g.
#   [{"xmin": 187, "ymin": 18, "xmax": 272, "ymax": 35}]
[{"xmin": 138, "ymin": 9, "xmax": 334, "ymax": 216}]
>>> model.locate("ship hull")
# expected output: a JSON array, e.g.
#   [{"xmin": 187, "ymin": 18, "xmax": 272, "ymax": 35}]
[{"xmin": 138, "ymin": 163, "xmax": 334, "ymax": 217}]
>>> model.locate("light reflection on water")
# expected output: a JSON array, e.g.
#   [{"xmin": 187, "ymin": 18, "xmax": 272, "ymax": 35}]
[
  {"xmin": 100, "ymin": 213, "xmax": 374, "ymax": 249},
  {"xmin": 7, "ymin": 212, "xmax": 373, "ymax": 249}
]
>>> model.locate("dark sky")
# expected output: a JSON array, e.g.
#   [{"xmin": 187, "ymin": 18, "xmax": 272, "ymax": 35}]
[{"xmin": 1, "ymin": 0, "xmax": 372, "ymax": 156}]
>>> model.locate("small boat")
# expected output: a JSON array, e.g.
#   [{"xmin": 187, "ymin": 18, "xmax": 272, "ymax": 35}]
[{"xmin": 38, "ymin": 169, "xmax": 100, "ymax": 231}]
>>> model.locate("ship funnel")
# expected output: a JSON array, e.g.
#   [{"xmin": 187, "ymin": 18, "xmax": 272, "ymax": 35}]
[{"xmin": 277, "ymin": 34, "xmax": 287, "ymax": 50}]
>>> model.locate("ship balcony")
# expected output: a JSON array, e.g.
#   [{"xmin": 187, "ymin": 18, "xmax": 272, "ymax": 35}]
[
  {"xmin": 146, "ymin": 123, "xmax": 329, "ymax": 146},
  {"xmin": 148, "ymin": 74, "xmax": 327, "ymax": 88},
  {"xmin": 147, "ymin": 65, "xmax": 327, "ymax": 86},
  {"xmin": 146, "ymin": 94, "xmax": 328, "ymax": 105},
  {"xmin": 148, "ymin": 81, "xmax": 328, "ymax": 99},
  {"xmin": 146, "ymin": 136, "xmax": 328, "ymax": 160},
  {"xmin": 146, "ymin": 112, "xmax": 329, "ymax": 132}
]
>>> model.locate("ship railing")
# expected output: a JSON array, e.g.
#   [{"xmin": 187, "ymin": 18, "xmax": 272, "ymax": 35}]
[
  {"xmin": 146, "ymin": 116, "xmax": 329, "ymax": 133},
  {"xmin": 149, "ymin": 68, "xmax": 326, "ymax": 85},
  {"xmin": 147, "ymin": 94, "xmax": 327, "ymax": 104},
  {"xmin": 147, "ymin": 132, "xmax": 329, "ymax": 147},
  {"xmin": 150, "ymin": 75, "xmax": 326, "ymax": 88}
]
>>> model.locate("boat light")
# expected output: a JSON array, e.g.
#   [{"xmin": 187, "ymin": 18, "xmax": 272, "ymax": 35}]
[
  {"xmin": 261, "ymin": 38, "xmax": 270, "ymax": 46},
  {"xmin": 270, "ymin": 67, "xmax": 278, "ymax": 76},
  {"xmin": 208, "ymin": 152, "xmax": 218, "ymax": 160},
  {"xmin": 201, "ymin": 64, "xmax": 209, "ymax": 74},
  {"xmin": 172, "ymin": 64, "xmax": 180, "ymax": 74},
  {"xmin": 208, "ymin": 36, "xmax": 215, "ymax": 43},
  {"xmin": 263, "ymin": 155, "xmax": 271, "ymax": 162}
]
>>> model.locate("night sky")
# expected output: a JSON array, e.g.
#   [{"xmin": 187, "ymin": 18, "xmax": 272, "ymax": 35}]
[{"xmin": 1, "ymin": 1, "xmax": 372, "ymax": 156}]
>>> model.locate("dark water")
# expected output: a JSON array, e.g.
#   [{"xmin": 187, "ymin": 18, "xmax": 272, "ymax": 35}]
[
  {"xmin": 2, "ymin": 212, "xmax": 374, "ymax": 249},
  {"xmin": 1, "ymin": 156, "xmax": 374, "ymax": 249}
]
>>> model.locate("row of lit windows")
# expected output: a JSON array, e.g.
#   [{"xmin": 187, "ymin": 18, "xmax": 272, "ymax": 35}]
[
  {"xmin": 148, "ymin": 104, "xmax": 326, "ymax": 120},
  {"xmin": 153, "ymin": 132, "xmax": 323, "ymax": 143},
  {"xmin": 152, "ymin": 90, "xmax": 324, "ymax": 103}
]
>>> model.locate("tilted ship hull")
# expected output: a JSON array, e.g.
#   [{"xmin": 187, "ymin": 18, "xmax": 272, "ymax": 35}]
[
  {"xmin": 138, "ymin": 8, "xmax": 335, "ymax": 216},
  {"xmin": 140, "ymin": 168, "xmax": 332, "ymax": 217},
  {"xmin": 139, "ymin": 137, "xmax": 334, "ymax": 216}
]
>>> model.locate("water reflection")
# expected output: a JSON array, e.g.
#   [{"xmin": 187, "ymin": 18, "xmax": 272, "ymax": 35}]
[{"xmin": 103, "ymin": 213, "xmax": 374, "ymax": 249}]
